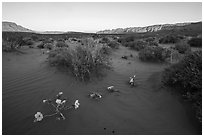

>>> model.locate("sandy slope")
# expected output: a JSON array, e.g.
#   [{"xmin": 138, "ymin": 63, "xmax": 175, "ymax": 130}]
[{"xmin": 2, "ymin": 46, "xmax": 201, "ymax": 135}]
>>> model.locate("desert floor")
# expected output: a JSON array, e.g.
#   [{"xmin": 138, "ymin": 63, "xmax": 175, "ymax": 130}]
[{"xmin": 2, "ymin": 45, "xmax": 201, "ymax": 135}]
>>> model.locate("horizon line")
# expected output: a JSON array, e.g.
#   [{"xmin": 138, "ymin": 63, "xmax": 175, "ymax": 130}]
[{"xmin": 2, "ymin": 20, "xmax": 202, "ymax": 33}]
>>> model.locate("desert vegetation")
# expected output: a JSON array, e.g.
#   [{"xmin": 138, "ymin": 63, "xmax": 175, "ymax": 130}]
[
  {"xmin": 2, "ymin": 28, "xmax": 202, "ymax": 134},
  {"xmin": 174, "ymin": 41, "xmax": 191, "ymax": 54},
  {"xmin": 188, "ymin": 37, "xmax": 202, "ymax": 47},
  {"xmin": 159, "ymin": 35, "xmax": 180, "ymax": 44},
  {"xmin": 162, "ymin": 51, "xmax": 202, "ymax": 122},
  {"xmin": 48, "ymin": 39, "xmax": 111, "ymax": 81},
  {"xmin": 138, "ymin": 46, "xmax": 170, "ymax": 62}
]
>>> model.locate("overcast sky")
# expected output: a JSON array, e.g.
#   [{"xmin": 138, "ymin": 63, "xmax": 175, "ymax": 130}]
[{"xmin": 2, "ymin": 2, "xmax": 202, "ymax": 33}]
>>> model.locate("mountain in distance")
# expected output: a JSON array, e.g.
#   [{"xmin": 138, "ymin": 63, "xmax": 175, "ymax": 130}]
[
  {"xmin": 2, "ymin": 21, "xmax": 85, "ymax": 34},
  {"xmin": 97, "ymin": 22, "xmax": 202, "ymax": 34},
  {"xmin": 35, "ymin": 31, "xmax": 65, "ymax": 34},
  {"xmin": 2, "ymin": 21, "xmax": 33, "ymax": 32},
  {"xmin": 2, "ymin": 21, "xmax": 202, "ymax": 34}
]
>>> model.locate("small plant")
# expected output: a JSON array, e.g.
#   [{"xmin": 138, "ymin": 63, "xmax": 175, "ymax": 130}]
[
  {"xmin": 175, "ymin": 41, "xmax": 191, "ymax": 54},
  {"xmin": 100, "ymin": 37, "xmax": 110, "ymax": 44},
  {"xmin": 2, "ymin": 36, "xmax": 23, "ymax": 52},
  {"xmin": 34, "ymin": 92, "xmax": 80, "ymax": 122},
  {"xmin": 139, "ymin": 46, "xmax": 169, "ymax": 62},
  {"xmin": 107, "ymin": 41, "xmax": 120, "ymax": 49},
  {"xmin": 55, "ymin": 41, "xmax": 68, "ymax": 48},
  {"xmin": 148, "ymin": 41, "xmax": 159, "ymax": 47},
  {"xmin": 188, "ymin": 37, "xmax": 202, "ymax": 47},
  {"xmin": 159, "ymin": 35, "xmax": 180, "ymax": 44},
  {"xmin": 19, "ymin": 37, "xmax": 34, "ymax": 46},
  {"xmin": 124, "ymin": 40, "xmax": 148, "ymax": 51},
  {"xmin": 44, "ymin": 43, "xmax": 54, "ymax": 50}
]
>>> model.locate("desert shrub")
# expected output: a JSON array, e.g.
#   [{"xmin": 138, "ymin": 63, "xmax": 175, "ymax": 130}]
[
  {"xmin": 167, "ymin": 49, "xmax": 184, "ymax": 64},
  {"xmin": 162, "ymin": 51, "xmax": 202, "ymax": 122},
  {"xmin": 118, "ymin": 36, "xmax": 135, "ymax": 44},
  {"xmin": 125, "ymin": 40, "xmax": 148, "ymax": 51},
  {"xmin": 148, "ymin": 41, "xmax": 159, "ymax": 47},
  {"xmin": 48, "ymin": 39, "xmax": 111, "ymax": 81},
  {"xmin": 188, "ymin": 37, "xmax": 202, "ymax": 47},
  {"xmin": 37, "ymin": 42, "xmax": 45, "ymax": 49},
  {"xmin": 44, "ymin": 43, "xmax": 54, "ymax": 50},
  {"xmin": 145, "ymin": 37, "xmax": 155, "ymax": 42},
  {"xmin": 159, "ymin": 35, "xmax": 180, "ymax": 44},
  {"xmin": 2, "ymin": 40, "xmax": 13, "ymax": 52},
  {"xmin": 2, "ymin": 36, "xmax": 23, "ymax": 52},
  {"xmin": 71, "ymin": 38, "xmax": 77, "ymax": 41},
  {"xmin": 19, "ymin": 37, "xmax": 34, "ymax": 46},
  {"xmin": 100, "ymin": 45, "xmax": 111, "ymax": 55},
  {"xmin": 99, "ymin": 37, "xmax": 110, "ymax": 44},
  {"xmin": 175, "ymin": 41, "xmax": 191, "ymax": 54},
  {"xmin": 139, "ymin": 46, "xmax": 169, "ymax": 62},
  {"xmin": 31, "ymin": 35, "xmax": 39, "ymax": 41},
  {"xmin": 55, "ymin": 41, "xmax": 68, "ymax": 48},
  {"xmin": 57, "ymin": 38, "xmax": 65, "ymax": 42},
  {"xmin": 36, "ymin": 38, "xmax": 54, "ymax": 49},
  {"xmin": 107, "ymin": 41, "xmax": 120, "ymax": 49}
]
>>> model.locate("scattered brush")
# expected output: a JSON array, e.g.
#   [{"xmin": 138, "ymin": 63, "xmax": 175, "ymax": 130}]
[
  {"xmin": 162, "ymin": 51, "xmax": 202, "ymax": 122},
  {"xmin": 48, "ymin": 39, "xmax": 111, "ymax": 81}
]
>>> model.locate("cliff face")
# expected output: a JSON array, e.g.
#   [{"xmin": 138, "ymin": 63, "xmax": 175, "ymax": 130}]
[
  {"xmin": 2, "ymin": 22, "xmax": 33, "ymax": 32},
  {"xmin": 97, "ymin": 22, "xmax": 201, "ymax": 34}
]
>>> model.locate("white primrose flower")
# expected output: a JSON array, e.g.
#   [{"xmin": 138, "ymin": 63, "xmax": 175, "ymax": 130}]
[
  {"xmin": 42, "ymin": 99, "xmax": 47, "ymax": 103},
  {"xmin": 59, "ymin": 92, "xmax": 63, "ymax": 95},
  {"xmin": 56, "ymin": 99, "xmax": 62, "ymax": 105},
  {"xmin": 107, "ymin": 86, "xmax": 114, "ymax": 90},
  {"xmin": 34, "ymin": 112, "xmax": 43, "ymax": 122},
  {"xmin": 130, "ymin": 78, "xmax": 134, "ymax": 83},
  {"xmin": 74, "ymin": 100, "xmax": 80, "ymax": 109},
  {"xmin": 97, "ymin": 94, "xmax": 102, "ymax": 98},
  {"xmin": 61, "ymin": 100, "xmax": 66, "ymax": 104}
]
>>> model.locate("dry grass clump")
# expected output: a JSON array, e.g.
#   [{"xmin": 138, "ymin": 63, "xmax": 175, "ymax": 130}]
[
  {"xmin": 138, "ymin": 46, "xmax": 170, "ymax": 62},
  {"xmin": 175, "ymin": 41, "xmax": 191, "ymax": 54},
  {"xmin": 55, "ymin": 41, "xmax": 69, "ymax": 48},
  {"xmin": 2, "ymin": 36, "xmax": 23, "ymax": 52},
  {"xmin": 48, "ymin": 39, "xmax": 111, "ymax": 81}
]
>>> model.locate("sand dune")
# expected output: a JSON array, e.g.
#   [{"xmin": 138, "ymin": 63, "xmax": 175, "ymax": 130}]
[{"xmin": 2, "ymin": 46, "xmax": 201, "ymax": 135}]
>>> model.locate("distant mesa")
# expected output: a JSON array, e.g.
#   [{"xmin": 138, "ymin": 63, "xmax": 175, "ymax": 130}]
[
  {"xmin": 96, "ymin": 22, "xmax": 202, "ymax": 34},
  {"xmin": 2, "ymin": 21, "xmax": 202, "ymax": 34},
  {"xmin": 2, "ymin": 21, "xmax": 33, "ymax": 32}
]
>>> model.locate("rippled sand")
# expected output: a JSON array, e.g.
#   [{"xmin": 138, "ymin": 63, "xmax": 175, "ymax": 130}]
[{"xmin": 2, "ymin": 46, "xmax": 201, "ymax": 135}]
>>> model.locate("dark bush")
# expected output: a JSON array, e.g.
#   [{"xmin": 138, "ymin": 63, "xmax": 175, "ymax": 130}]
[
  {"xmin": 162, "ymin": 51, "xmax": 202, "ymax": 122},
  {"xmin": 148, "ymin": 41, "xmax": 159, "ymax": 47},
  {"xmin": 19, "ymin": 37, "xmax": 34, "ymax": 46},
  {"xmin": 100, "ymin": 37, "xmax": 110, "ymax": 44},
  {"xmin": 37, "ymin": 39, "xmax": 54, "ymax": 49},
  {"xmin": 48, "ymin": 39, "xmax": 111, "ymax": 81},
  {"xmin": 175, "ymin": 41, "xmax": 191, "ymax": 54},
  {"xmin": 107, "ymin": 41, "xmax": 120, "ymax": 49},
  {"xmin": 159, "ymin": 35, "xmax": 180, "ymax": 44},
  {"xmin": 2, "ymin": 36, "xmax": 23, "ymax": 52},
  {"xmin": 100, "ymin": 45, "xmax": 111, "ymax": 55},
  {"xmin": 125, "ymin": 40, "xmax": 148, "ymax": 51},
  {"xmin": 44, "ymin": 43, "xmax": 54, "ymax": 50},
  {"xmin": 139, "ymin": 46, "xmax": 170, "ymax": 62},
  {"xmin": 145, "ymin": 37, "xmax": 155, "ymax": 42},
  {"xmin": 31, "ymin": 35, "xmax": 39, "ymax": 41},
  {"xmin": 55, "ymin": 41, "xmax": 68, "ymax": 48},
  {"xmin": 71, "ymin": 38, "xmax": 77, "ymax": 41},
  {"xmin": 37, "ymin": 42, "xmax": 45, "ymax": 49},
  {"xmin": 188, "ymin": 37, "xmax": 202, "ymax": 47}
]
